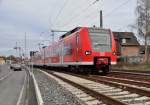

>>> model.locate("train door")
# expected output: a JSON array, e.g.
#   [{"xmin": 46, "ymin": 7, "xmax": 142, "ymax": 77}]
[
  {"xmin": 76, "ymin": 33, "xmax": 79, "ymax": 62},
  {"xmin": 60, "ymin": 40, "xmax": 64, "ymax": 65}
]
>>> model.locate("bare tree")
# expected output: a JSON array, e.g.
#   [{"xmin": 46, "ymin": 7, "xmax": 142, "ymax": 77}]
[{"xmin": 136, "ymin": 0, "xmax": 150, "ymax": 63}]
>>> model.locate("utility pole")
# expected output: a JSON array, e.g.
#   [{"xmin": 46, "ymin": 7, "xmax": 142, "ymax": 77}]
[
  {"xmin": 100, "ymin": 10, "xmax": 103, "ymax": 28},
  {"xmin": 51, "ymin": 30, "xmax": 54, "ymax": 44},
  {"xmin": 15, "ymin": 42, "xmax": 18, "ymax": 57},
  {"xmin": 14, "ymin": 42, "xmax": 22, "ymax": 62},
  {"xmin": 24, "ymin": 32, "xmax": 27, "ymax": 58}
]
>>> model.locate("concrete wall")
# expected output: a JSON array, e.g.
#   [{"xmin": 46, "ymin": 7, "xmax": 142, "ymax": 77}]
[{"xmin": 118, "ymin": 55, "xmax": 150, "ymax": 64}]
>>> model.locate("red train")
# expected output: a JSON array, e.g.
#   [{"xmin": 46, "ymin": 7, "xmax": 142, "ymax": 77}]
[{"xmin": 32, "ymin": 27, "xmax": 117, "ymax": 74}]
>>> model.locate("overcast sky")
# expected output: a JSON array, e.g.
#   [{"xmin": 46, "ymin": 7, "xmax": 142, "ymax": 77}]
[{"xmin": 0, "ymin": 0, "xmax": 137, "ymax": 56}]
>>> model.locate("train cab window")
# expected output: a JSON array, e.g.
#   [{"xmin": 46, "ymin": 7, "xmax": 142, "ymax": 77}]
[{"xmin": 88, "ymin": 28, "xmax": 111, "ymax": 52}]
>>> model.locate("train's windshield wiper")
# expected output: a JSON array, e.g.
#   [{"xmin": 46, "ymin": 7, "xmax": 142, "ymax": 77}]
[{"xmin": 93, "ymin": 43, "xmax": 108, "ymax": 46}]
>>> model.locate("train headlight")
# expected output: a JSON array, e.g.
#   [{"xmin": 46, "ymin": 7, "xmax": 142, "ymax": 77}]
[
  {"xmin": 113, "ymin": 52, "xmax": 116, "ymax": 55},
  {"xmin": 85, "ymin": 51, "xmax": 91, "ymax": 55}
]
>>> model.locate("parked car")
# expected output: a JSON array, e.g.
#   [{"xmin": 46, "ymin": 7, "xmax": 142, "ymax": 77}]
[
  {"xmin": 10, "ymin": 64, "xmax": 13, "ymax": 69},
  {"xmin": 10, "ymin": 64, "xmax": 22, "ymax": 71}
]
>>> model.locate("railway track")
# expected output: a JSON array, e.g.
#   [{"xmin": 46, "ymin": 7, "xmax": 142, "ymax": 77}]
[
  {"xmin": 109, "ymin": 70, "xmax": 150, "ymax": 82},
  {"xmin": 90, "ymin": 75, "xmax": 150, "ymax": 88},
  {"xmin": 42, "ymin": 70, "xmax": 150, "ymax": 105}
]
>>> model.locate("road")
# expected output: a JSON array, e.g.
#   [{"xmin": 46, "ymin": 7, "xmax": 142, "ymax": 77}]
[
  {"xmin": 0, "ymin": 64, "xmax": 37, "ymax": 105},
  {"xmin": 0, "ymin": 64, "xmax": 11, "ymax": 79}
]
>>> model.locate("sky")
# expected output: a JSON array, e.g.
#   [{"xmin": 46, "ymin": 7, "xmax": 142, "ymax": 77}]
[{"xmin": 0, "ymin": 0, "xmax": 137, "ymax": 57}]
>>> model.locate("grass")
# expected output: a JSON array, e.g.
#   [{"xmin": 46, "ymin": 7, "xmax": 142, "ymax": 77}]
[{"xmin": 112, "ymin": 63, "xmax": 150, "ymax": 71}]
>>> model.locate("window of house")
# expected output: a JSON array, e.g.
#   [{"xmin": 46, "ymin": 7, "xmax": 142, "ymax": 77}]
[{"xmin": 122, "ymin": 38, "xmax": 126, "ymax": 44}]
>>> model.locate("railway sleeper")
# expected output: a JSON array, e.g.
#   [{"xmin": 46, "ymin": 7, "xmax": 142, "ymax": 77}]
[{"xmin": 122, "ymin": 96, "xmax": 150, "ymax": 104}]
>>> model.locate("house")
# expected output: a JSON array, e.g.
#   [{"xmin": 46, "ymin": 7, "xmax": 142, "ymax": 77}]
[
  {"xmin": 113, "ymin": 32, "xmax": 140, "ymax": 57},
  {"xmin": 0, "ymin": 56, "xmax": 5, "ymax": 64}
]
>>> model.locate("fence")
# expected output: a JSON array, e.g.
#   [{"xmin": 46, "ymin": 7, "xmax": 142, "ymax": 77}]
[{"xmin": 118, "ymin": 55, "xmax": 145, "ymax": 64}]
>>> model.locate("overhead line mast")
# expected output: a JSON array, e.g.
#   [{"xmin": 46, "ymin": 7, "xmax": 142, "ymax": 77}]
[
  {"xmin": 51, "ymin": 30, "xmax": 68, "ymax": 44},
  {"xmin": 25, "ymin": 32, "xmax": 27, "ymax": 58},
  {"xmin": 100, "ymin": 10, "xmax": 103, "ymax": 28}
]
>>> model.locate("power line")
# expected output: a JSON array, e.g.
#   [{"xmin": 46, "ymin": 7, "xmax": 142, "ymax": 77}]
[
  {"xmin": 104, "ymin": 0, "xmax": 130, "ymax": 17},
  {"xmin": 50, "ymin": 0, "xmax": 87, "ymax": 29},
  {"xmin": 92, "ymin": 0, "xmax": 100, "ymax": 5},
  {"xmin": 58, "ymin": 0, "xmax": 101, "ymax": 28},
  {"xmin": 48, "ymin": 0, "xmax": 69, "ymax": 43},
  {"xmin": 64, "ymin": 5, "xmax": 100, "ymax": 28},
  {"xmin": 51, "ymin": 0, "xmax": 89, "ymax": 28},
  {"xmin": 77, "ymin": 0, "xmax": 130, "ymax": 28},
  {"xmin": 89, "ymin": 0, "xmax": 131, "ymax": 26},
  {"xmin": 62, "ymin": 0, "xmax": 100, "ymax": 26},
  {"xmin": 53, "ymin": 0, "xmax": 69, "ymax": 27},
  {"xmin": 24, "ymin": 32, "xmax": 27, "ymax": 58}
]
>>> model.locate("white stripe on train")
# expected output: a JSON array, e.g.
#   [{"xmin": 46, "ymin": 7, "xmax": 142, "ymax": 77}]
[{"xmin": 34, "ymin": 61, "xmax": 117, "ymax": 66}]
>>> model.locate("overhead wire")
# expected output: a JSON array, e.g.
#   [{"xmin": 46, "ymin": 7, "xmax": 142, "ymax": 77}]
[
  {"xmin": 105, "ymin": 0, "xmax": 130, "ymax": 17},
  {"xmin": 63, "ymin": 5, "xmax": 100, "ymax": 28},
  {"xmin": 47, "ymin": 0, "xmax": 69, "ymax": 42},
  {"xmin": 90, "ymin": 0, "xmax": 131, "ymax": 26},
  {"xmin": 57, "ymin": 0, "xmax": 101, "ymax": 28},
  {"xmin": 50, "ymin": 0, "xmax": 130, "ymax": 31},
  {"xmin": 52, "ymin": 0, "xmax": 69, "ymax": 28},
  {"xmin": 63, "ymin": 0, "xmax": 100, "ymax": 26},
  {"xmin": 54, "ymin": 0, "xmax": 88, "ymax": 28},
  {"xmin": 53, "ymin": 0, "xmax": 92, "ymax": 28},
  {"xmin": 69, "ymin": 1, "xmax": 102, "ymax": 28},
  {"xmin": 71, "ymin": 0, "xmax": 130, "ymax": 28}
]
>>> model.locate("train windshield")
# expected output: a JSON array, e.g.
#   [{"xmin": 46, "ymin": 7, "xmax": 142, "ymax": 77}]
[{"xmin": 88, "ymin": 28, "xmax": 111, "ymax": 52}]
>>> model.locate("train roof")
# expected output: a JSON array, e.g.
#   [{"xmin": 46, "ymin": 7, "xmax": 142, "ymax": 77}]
[
  {"xmin": 60, "ymin": 27, "xmax": 81, "ymax": 39},
  {"xmin": 59, "ymin": 27, "xmax": 110, "ymax": 39}
]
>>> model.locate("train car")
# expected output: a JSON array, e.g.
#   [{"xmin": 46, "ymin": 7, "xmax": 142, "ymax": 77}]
[{"xmin": 32, "ymin": 27, "xmax": 117, "ymax": 74}]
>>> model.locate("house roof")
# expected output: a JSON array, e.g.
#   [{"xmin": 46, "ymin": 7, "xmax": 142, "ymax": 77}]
[{"xmin": 113, "ymin": 32, "xmax": 140, "ymax": 46}]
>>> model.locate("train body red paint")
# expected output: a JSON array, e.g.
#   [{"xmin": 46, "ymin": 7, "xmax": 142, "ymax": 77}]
[{"xmin": 32, "ymin": 27, "xmax": 117, "ymax": 74}]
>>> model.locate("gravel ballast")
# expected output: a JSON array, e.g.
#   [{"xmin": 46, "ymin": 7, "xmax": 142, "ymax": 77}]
[{"xmin": 33, "ymin": 70, "xmax": 87, "ymax": 105}]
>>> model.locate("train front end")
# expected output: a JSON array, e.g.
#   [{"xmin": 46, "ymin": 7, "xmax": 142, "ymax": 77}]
[{"xmin": 85, "ymin": 28, "xmax": 117, "ymax": 74}]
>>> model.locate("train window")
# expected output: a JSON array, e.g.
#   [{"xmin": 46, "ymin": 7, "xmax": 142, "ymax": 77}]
[
  {"xmin": 52, "ymin": 46, "xmax": 60, "ymax": 56},
  {"xmin": 49, "ymin": 48, "xmax": 51, "ymax": 57},
  {"xmin": 88, "ymin": 28, "xmax": 111, "ymax": 52},
  {"xmin": 63, "ymin": 44, "xmax": 73, "ymax": 55}
]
